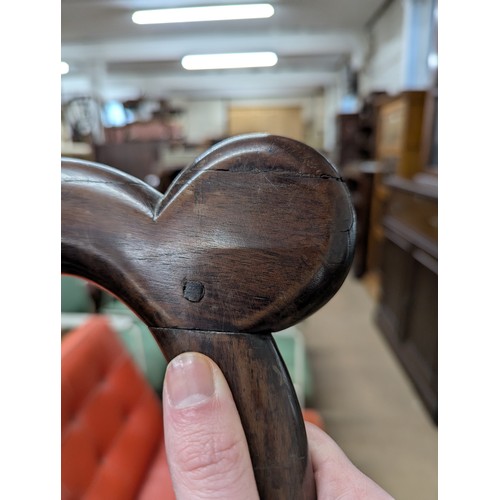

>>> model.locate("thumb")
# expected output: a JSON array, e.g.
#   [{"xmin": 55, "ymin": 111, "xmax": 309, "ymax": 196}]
[{"xmin": 162, "ymin": 352, "xmax": 259, "ymax": 500}]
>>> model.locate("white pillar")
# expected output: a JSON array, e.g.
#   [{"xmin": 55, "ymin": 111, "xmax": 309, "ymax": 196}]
[
  {"xmin": 322, "ymin": 75, "xmax": 341, "ymax": 155},
  {"xmin": 401, "ymin": 0, "xmax": 435, "ymax": 89}
]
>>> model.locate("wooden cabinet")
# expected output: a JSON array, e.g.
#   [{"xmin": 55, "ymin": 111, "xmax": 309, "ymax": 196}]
[
  {"xmin": 335, "ymin": 92, "xmax": 387, "ymax": 169},
  {"xmin": 358, "ymin": 91, "xmax": 387, "ymax": 160},
  {"xmin": 375, "ymin": 176, "xmax": 438, "ymax": 423},
  {"xmin": 343, "ymin": 161, "xmax": 393, "ymax": 278},
  {"xmin": 335, "ymin": 113, "xmax": 361, "ymax": 168},
  {"xmin": 366, "ymin": 91, "xmax": 427, "ymax": 274},
  {"xmin": 375, "ymin": 91, "xmax": 427, "ymax": 179}
]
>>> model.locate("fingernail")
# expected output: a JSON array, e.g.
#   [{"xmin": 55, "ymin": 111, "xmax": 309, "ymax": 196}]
[{"xmin": 166, "ymin": 353, "xmax": 215, "ymax": 409}]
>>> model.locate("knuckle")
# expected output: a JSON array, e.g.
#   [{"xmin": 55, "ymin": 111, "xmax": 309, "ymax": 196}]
[{"xmin": 176, "ymin": 429, "xmax": 247, "ymax": 488}]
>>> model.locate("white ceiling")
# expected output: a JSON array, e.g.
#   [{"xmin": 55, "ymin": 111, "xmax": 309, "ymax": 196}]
[{"xmin": 61, "ymin": 0, "xmax": 388, "ymax": 101}]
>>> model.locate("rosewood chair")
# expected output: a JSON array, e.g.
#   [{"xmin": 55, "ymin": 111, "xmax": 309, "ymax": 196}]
[{"xmin": 61, "ymin": 133, "xmax": 356, "ymax": 499}]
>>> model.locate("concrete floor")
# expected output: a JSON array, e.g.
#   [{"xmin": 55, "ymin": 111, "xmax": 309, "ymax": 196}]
[{"xmin": 299, "ymin": 273, "xmax": 438, "ymax": 500}]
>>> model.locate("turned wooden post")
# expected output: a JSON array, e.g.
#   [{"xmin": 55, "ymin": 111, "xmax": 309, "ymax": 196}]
[{"xmin": 61, "ymin": 133, "xmax": 355, "ymax": 499}]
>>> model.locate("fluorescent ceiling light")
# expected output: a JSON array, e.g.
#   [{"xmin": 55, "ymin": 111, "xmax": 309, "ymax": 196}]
[
  {"xmin": 132, "ymin": 3, "xmax": 274, "ymax": 25},
  {"xmin": 182, "ymin": 52, "xmax": 278, "ymax": 70},
  {"xmin": 61, "ymin": 61, "xmax": 69, "ymax": 75}
]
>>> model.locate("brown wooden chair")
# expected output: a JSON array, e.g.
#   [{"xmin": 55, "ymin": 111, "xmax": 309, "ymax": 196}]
[{"xmin": 61, "ymin": 133, "xmax": 356, "ymax": 499}]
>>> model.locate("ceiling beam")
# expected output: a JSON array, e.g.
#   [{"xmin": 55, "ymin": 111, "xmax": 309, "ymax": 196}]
[
  {"xmin": 62, "ymin": 68, "xmax": 339, "ymax": 100},
  {"xmin": 62, "ymin": 31, "xmax": 364, "ymax": 63}
]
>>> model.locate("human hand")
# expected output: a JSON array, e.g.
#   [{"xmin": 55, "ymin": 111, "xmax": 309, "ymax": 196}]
[{"xmin": 163, "ymin": 352, "xmax": 394, "ymax": 499}]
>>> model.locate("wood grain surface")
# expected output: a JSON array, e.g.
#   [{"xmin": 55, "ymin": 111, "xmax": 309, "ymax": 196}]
[
  {"xmin": 151, "ymin": 328, "xmax": 316, "ymax": 499},
  {"xmin": 61, "ymin": 133, "xmax": 356, "ymax": 499}
]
